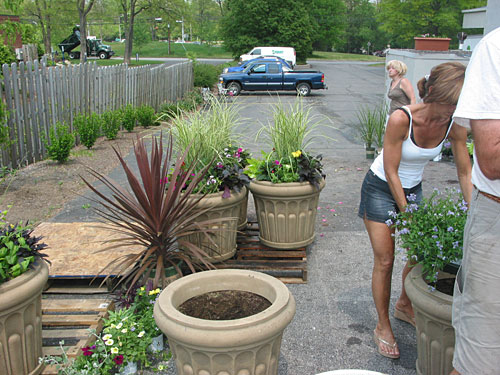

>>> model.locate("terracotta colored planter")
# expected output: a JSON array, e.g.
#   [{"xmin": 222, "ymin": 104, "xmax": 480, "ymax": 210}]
[
  {"xmin": 249, "ymin": 179, "xmax": 325, "ymax": 249},
  {"xmin": 153, "ymin": 269, "xmax": 296, "ymax": 375},
  {"xmin": 183, "ymin": 188, "xmax": 246, "ymax": 263},
  {"xmin": 405, "ymin": 264, "xmax": 455, "ymax": 375},
  {"xmin": 0, "ymin": 260, "xmax": 49, "ymax": 375},
  {"xmin": 414, "ymin": 37, "xmax": 451, "ymax": 51}
]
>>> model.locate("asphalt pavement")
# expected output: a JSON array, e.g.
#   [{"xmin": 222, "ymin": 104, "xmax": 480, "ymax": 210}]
[{"xmin": 52, "ymin": 61, "xmax": 463, "ymax": 374}]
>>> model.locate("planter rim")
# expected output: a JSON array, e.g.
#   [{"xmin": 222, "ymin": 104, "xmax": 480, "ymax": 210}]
[
  {"xmin": 185, "ymin": 186, "xmax": 247, "ymax": 208},
  {"xmin": 406, "ymin": 264, "xmax": 453, "ymax": 320},
  {"xmin": 154, "ymin": 269, "xmax": 296, "ymax": 347},
  {"xmin": 0, "ymin": 259, "xmax": 49, "ymax": 311},
  {"xmin": 249, "ymin": 178, "xmax": 325, "ymax": 197}
]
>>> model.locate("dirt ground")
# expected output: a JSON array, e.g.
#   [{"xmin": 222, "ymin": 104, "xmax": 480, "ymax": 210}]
[{"xmin": 0, "ymin": 127, "xmax": 158, "ymax": 226}]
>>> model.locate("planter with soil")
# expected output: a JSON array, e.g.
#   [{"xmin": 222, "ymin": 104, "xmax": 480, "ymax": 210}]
[
  {"xmin": 153, "ymin": 269, "xmax": 296, "ymax": 375},
  {"xmin": 405, "ymin": 263, "xmax": 455, "ymax": 375}
]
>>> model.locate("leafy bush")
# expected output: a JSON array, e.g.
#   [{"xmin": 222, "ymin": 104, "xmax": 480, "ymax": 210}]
[
  {"xmin": 0, "ymin": 44, "xmax": 16, "ymax": 66},
  {"xmin": 0, "ymin": 220, "xmax": 49, "ymax": 283},
  {"xmin": 101, "ymin": 110, "xmax": 121, "ymax": 140},
  {"xmin": 44, "ymin": 122, "xmax": 75, "ymax": 163},
  {"xmin": 135, "ymin": 105, "xmax": 156, "ymax": 128},
  {"xmin": 74, "ymin": 113, "xmax": 101, "ymax": 149},
  {"xmin": 194, "ymin": 63, "xmax": 219, "ymax": 88},
  {"xmin": 121, "ymin": 104, "xmax": 136, "ymax": 132},
  {"xmin": 388, "ymin": 188, "xmax": 468, "ymax": 285}
]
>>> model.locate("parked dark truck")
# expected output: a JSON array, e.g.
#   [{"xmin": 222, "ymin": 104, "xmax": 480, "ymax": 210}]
[
  {"xmin": 218, "ymin": 61, "xmax": 327, "ymax": 96},
  {"xmin": 58, "ymin": 26, "xmax": 115, "ymax": 60}
]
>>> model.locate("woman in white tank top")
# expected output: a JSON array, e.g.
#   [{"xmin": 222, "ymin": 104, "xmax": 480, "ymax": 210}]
[{"xmin": 358, "ymin": 62, "xmax": 472, "ymax": 359}]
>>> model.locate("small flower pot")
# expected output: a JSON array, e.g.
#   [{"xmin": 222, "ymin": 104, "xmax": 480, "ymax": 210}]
[
  {"xmin": 365, "ymin": 146, "xmax": 376, "ymax": 159},
  {"xmin": 414, "ymin": 37, "xmax": 451, "ymax": 51}
]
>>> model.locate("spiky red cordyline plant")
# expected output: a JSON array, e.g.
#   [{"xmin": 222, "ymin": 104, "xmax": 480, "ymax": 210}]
[{"xmin": 81, "ymin": 133, "xmax": 224, "ymax": 293}]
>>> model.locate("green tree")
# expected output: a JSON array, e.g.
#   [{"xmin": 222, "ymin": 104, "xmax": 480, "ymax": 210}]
[
  {"xmin": 378, "ymin": 0, "xmax": 487, "ymax": 48},
  {"xmin": 310, "ymin": 0, "xmax": 347, "ymax": 51},
  {"xmin": 220, "ymin": 0, "xmax": 314, "ymax": 62},
  {"xmin": 77, "ymin": 0, "xmax": 96, "ymax": 62},
  {"xmin": 339, "ymin": 0, "xmax": 381, "ymax": 53}
]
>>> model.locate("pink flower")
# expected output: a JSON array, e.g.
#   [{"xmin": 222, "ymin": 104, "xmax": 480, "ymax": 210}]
[
  {"xmin": 274, "ymin": 160, "xmax": 280, "ymax": 166},
  {"xmin": 113, "ymin": 355, "xmax": 124, "ymax": 365}
]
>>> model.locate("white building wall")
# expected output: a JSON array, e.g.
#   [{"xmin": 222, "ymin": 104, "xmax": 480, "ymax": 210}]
[{"xmin": 485, "ymin": 0, "xmax": 500, "ymax": 34}]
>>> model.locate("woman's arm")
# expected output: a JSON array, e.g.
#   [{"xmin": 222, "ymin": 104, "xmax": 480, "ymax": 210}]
[
  {"xmin": 401, "ymin": 78, "xmax": 416, "ymax": 105},
  {"xmin": 449, "ymin": 122, "xmax": 473, "ymax": 205},
  {"xmin": 383, "ymin": 110, "xmax": 410, "ymax": 211}
]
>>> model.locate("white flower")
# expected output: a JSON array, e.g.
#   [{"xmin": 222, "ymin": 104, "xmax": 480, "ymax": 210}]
[
  {"xmin": 105, "ymin": 339, "xmax": 114, "ymax": 346},
  {"xmin": 138, "ymin": 331, "xmax": 145, "ymax": 338},
  {"xmin": 121, "ymin": 328, "xmax": 128, "ymax": 333},
  {"xmin": 111, "ymin": 347, "xmax": 119, "ymax": 354},
  {"xmin": 102, "ymin": 334, "xmax": 112, "ymax": 341},
  {"xmin": 116, "ymin": 323, "xmax": 123, "ymax": 329}
]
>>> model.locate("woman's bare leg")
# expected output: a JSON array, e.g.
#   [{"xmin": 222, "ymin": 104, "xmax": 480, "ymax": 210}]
[
  {"xmin": 395, "ymin": 261, "xmax": 415, "ymax": 319},
  {"xmin": 364, "ymin": 217, "xmax": 399, "ymax": 357}
]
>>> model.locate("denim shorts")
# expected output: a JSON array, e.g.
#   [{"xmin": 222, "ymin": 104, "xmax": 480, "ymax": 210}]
[{"xmin": 358, "ymin": 170, "xmax": 422, "ymax": 223}]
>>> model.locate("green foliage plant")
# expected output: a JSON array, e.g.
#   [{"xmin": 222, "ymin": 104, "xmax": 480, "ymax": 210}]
[
  {"xmin": 136, "ymin": 105, "xmax": 156, "ymax": 128},
  {"xmin": 387, "ymin": 188, "xmax": 468, "ymax": 286},
  {"xmin": 80, "ymin": 134, "xmax": 223, "ymax": 292},
  {"xmin": 101, "ymin": 110, "xmax": 121, "ymax": 140},
  {"xmin": 355, "ymin": 104, "xmax": 385, "ymax": 149},
  {"xmin": 373, "ymin": 103, "xmax": 389, "ymax": 150},
  {"xmin": 246, "ymin": 97, "xmax": 327, "ymax": 189},
  {"xmin": 121, "ymin": 104, "xmax": 136, "ymax": 132},
  {"xmin": 0, "ymin": 220, "xmax": 49, "ymax": 284},
  {"xmin": 193, "ymin": 62, "xmax": 220, "ymax": 88},
  {"xmin": 0, "ymin": 44, "xmax": 16, "ymax": 66},
  {"xmin": 44, "ymin": 122, "xmax": 75, "ymax": 163},
  {"xmin": 74, "ymin": 113, "xmax": 101, "ymax": 149}
]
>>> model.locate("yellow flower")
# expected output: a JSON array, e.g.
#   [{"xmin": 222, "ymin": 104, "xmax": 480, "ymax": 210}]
[{"xmin": 292, "ymin": 150, "xmax": 302, "ymax": 158}]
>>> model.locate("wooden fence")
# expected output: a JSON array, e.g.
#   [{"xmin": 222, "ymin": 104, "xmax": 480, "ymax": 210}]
[{"xmin": 0, "ymin": 60, "xmax": 193, "ymax": 169}]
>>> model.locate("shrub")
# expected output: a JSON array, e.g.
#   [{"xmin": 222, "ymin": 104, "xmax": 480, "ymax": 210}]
[
  {"xmin": 44, "ymin": 122, "xmax": 75, "ymax": 163},
  {"xmin": 121, "ymin": 104, "xmax": 136, "ymax": 132},
  {"xmin": 0, "ymin": 44, "xmax": 15, "ymax": 66},
  {"xmin": 101, "ymin": 110, "xmax": 121, "ymax": 140},
  {"xmin": 193, "ymin": 63, "xmax": 219, "ymax": 88},
  {"xmin": 74, "ymin": 113, "xmax": 100, "ymax": 149},
  {"xmin": 135, "ymin": 105, "xmax": 156, "ymax": 128}
]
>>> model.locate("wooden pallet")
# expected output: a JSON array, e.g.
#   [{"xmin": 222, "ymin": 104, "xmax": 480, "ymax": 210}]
[
  {"xmin": 41, "ymin": 293, "xmax": 115, "ymax": 375},
  {"xmin": 215, "ymin": 221, "xmax": 308, "ymax": 283}
]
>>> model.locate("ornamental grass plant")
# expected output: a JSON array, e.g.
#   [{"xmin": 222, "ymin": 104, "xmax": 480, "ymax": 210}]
[
  {"xmin": 246, "ymin": 97, "xmax": 327, "ymax": 189},
  {"xmin": 169, "ymin": 94, "xmax": 250, "ymax": 197},
  {"xmin": 387, "ymin": 188, "xmax": 468, "ymax": 285}
]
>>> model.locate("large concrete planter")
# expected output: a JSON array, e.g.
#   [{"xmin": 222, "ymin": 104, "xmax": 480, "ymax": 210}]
[
  {"xmin": 153, "ymin": 269, "xmax": 296, "ymax": 375},
  {"xmin": 237, "ymin": 187, "xmax": 249, "ymax": 231},
  {"xmin": 0, "ymin": 260, "xmax": 49, "ymax": 375},
  {"xmin": 405, "ymin": 264, "xmax": 455, "ymax": 375},
  {"xmin": 183, "ymin": 188, "xmax": 246, "ymax": 263},
  {"xmin": 414, "ymin": 37, "xmax": 451, "ymax": 51},
  {"xmin": 249, "ymin": 179, "xmax": 325, "ymax": 249}
]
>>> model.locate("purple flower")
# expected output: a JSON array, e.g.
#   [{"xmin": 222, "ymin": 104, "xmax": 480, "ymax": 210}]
[
  {"xmin": 447, "ymin": 226, "xmax": 454, "ymax": 232},
  {"xmin": 274, "ymin": 160, "xmax": 280, "ymax": 166}
]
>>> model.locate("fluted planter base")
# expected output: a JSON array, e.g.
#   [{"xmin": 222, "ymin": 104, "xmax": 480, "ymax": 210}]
[
  {"xmin": 249, "ymin": 179, "xmax": 325, "ymax": 249},
  {"xmin": 184, "ymin": 188, "xmax": 246, "ymax": 263},
  {"xmin": 405, "ymin": 264, "xmax": 455, "ymax": 375},
  {"xmin": 0, "ymin": 260, "xmax": 49, "ymax": 375},
  {"xmin": 153, "ymin": 269, "xmax": 296, "ymax": 375},
  {"xmin": 237, "ymin": 188, "xmax": 249, "ymax": 231}
]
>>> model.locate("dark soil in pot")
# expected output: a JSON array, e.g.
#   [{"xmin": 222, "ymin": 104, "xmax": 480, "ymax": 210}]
[
  {"xmin": 178, "ymin": 290, "xmax": 271, "ymax": 320},
  {"xmin": 434, "ymin": 278, "xmax": 455, "ymax": 296}
]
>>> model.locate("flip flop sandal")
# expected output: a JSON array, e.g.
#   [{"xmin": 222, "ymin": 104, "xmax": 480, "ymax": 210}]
[
  {"xmin": 373, "ymin": 331, "xmax": 400, "ymax": 359},
  {"xmin": 394, "ymin": 308, "xmax": 416, "ymax": 327}
]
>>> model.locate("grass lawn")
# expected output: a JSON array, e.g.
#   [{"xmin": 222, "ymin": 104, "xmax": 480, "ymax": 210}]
[{"xmin": 310, "ymin": 51, "xmax": 385, "ymax": 62}]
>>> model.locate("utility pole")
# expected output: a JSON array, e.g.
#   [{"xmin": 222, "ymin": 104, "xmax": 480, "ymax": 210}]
[
  {"xmin": 176, "ymin": 17, "xmax": 184, "ymax": 43},
  {"xmin": 168, "ymin": 23, "xmax": 171, "ymax": 54}
]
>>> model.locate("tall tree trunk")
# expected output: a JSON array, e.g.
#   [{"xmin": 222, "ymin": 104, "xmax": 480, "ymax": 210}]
[
  {"xmin": 77, "ymin": 0, "xmax": 95, "ymax": 63},
  {"xmin": 121, "ymin": 0, "xmax": 150, "ymax": 64}
]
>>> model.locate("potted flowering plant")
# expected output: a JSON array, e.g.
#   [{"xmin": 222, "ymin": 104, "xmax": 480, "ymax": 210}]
[
  {"xmin": 1, "ymin": 215, "xmax": 50, "ymax": 375},
  {"xmin": 414, "ymin": 34, "xmax": 451, "ymax": 51},
  {"xmin": 169, "ymin": 94, "xmax": 250, "ymax": 262},
  {"xmin": 388, "ymin": 188, "xmax": 468, "ymax": 375},
  {"xmin": 246, "ymin": 97, "xmax": 327, "ymax": 249}
]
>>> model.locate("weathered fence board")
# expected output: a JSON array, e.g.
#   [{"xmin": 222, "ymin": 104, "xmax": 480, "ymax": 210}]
[{"xmin": 0, "ymin": 60, "xmax": 193, "ymax": 168}]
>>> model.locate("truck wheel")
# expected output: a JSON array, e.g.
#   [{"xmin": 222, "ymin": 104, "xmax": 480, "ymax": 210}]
[
  {"xmin": 227, "ymin": 82, "xmax": 241, "ymax": 96},
  {"xmin": 296, "ymin": 83, "xmax": 311, "ymax": 96},
  {"xmin": 99, "ymin": 52, "xmax": 108, "ymax": 59},
  {"xmin": 69, "ymin": 52, "xmax": 76, "ymax": 59}
]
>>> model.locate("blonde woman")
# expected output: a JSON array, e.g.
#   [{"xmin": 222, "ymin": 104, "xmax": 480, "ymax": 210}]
[
  {"xmin": 387, "ymin": 60, "xmax": 416, "ymax": 116},
  {"xmin": 358, "ymin": 62, "xmax": 472, "ymax": 359}
]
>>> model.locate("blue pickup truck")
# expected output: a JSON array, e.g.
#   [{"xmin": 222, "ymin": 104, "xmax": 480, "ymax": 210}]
[{"xmin": 218, "ymin": 61, "xmax": 327, "ymax": 96}]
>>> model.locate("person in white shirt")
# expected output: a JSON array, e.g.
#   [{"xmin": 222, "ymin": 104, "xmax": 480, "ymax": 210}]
[
  {"xmin": 358, "ymin": 62, "xmax": 472, "ymax": 359},
  {"xmin": 450, "ymin": 27, "xmax": 500, "ymax": 375}
]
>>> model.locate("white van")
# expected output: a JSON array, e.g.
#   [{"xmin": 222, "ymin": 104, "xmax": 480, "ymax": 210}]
[{"xmin": 239, "ymin": 46, "xmax": 296, "ymax": 67}]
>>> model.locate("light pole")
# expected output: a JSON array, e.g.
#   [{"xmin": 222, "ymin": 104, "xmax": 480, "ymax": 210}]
[{"xmin": 176, "ymin": 17, "xmax": 184, "ymax": 43}]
